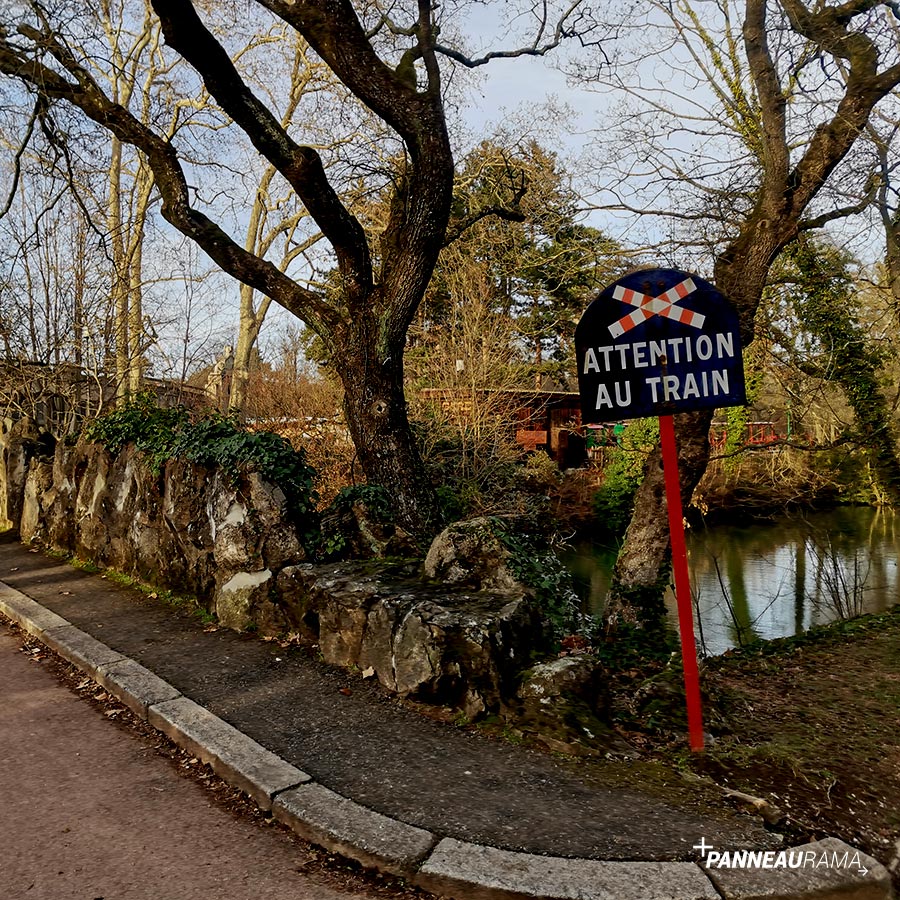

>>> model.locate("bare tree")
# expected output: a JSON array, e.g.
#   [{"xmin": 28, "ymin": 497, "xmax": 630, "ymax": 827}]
[
  {"xmin": 583, "ymin": 0, "xmax": 900, "ymax": 632},
  {"xmin": 0, "ymin": 0, "xmax": 595, "ymax": 538}
]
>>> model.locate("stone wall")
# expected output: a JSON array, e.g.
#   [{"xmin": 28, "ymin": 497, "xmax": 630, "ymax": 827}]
[
  {"xmin": 15, "ymin": 435, "xmax": 309, "ymax": 632},
  {"xmin": 1, "ymin": 430, "xmax": 560, "ymax": 718}
]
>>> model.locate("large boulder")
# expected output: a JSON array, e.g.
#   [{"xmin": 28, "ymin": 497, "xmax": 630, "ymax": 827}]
[{"xmin": 277, "ymin": 561, "xmax": 552, "ymax": 718}]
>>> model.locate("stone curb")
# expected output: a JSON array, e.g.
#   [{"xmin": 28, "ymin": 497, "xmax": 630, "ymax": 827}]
[
  {"xmin": 273, "ymin": 782, "xmax": 437, "ymax": 876},
  {"xmin": 1, "ymin": 584, "xmax": 894, "ymax": 900},
  {"xmin": 416, "ymin": 838, "xmax": 719, "ymax": 900},
  {"xmin": 0, "ymin": 582, "xmax": 69, "ymax": 636},
  {"xmin": 42, "ymin": 624, "xmax": 126, "ymax": 678},
  {"xmin": 95, "ymin": 657, "xmax": 182, "ymax": 718},
  {"xmin": 148, "ymin": 696, "xmax": 311, "ymax": 811}
]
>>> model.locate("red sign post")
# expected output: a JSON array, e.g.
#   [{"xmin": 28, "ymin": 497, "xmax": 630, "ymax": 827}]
[
  {"xmin": 659, "ymin": 414, "xmax": 705, "ymax": 751},
  {"xmin": 575, "ymin": 268, "xmax": 747, "ymax": 752}
]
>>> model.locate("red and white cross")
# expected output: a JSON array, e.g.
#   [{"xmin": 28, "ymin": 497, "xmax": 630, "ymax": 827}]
[{"xmin": 608, "ymin": 278, "xmax": 704, "ymax": 339}]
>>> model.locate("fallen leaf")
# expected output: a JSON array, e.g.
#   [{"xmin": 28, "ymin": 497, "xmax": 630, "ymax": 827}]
[
  {"xmin": 59, "ymin": 590, "xmax": 71, "ymax": 595},
  {"xmin": 361, "ymin": 666, "xmax": 375, "ymax": 679},
  {"xmin": 339, "ymin": 687, "xmax": 352, "ymax": 696}
]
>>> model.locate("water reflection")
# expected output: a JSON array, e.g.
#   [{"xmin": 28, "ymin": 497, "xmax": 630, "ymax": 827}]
[{"xmin": 566, "ymin": 507, "xmax": 900, "ymax": 655}]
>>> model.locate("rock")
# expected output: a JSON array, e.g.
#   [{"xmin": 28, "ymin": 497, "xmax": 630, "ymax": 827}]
[
  {"xmin": 510, "ymin": 654, "xmax": 616, "ymax": 755},
  {"xmin": 0, "ymin": 417, "xmax": 41, "ymax": 532},
  {"xmin": 320, "ymin": 497, "xmax": 417, "ymax": 560},
  {"xmin": 276, "ymin": 561, "xmax": 552, "ymax": 716},
  {"xmin": 19, "ymin": 459, "xmax": 54, "ymax": 543},
  {"xmin": 215, "ymin": 568, "xmax": 288, "ymax": 634},
  {"xmin": 423, "ymin": 517, "xmax": 527, "ymax": 593}
]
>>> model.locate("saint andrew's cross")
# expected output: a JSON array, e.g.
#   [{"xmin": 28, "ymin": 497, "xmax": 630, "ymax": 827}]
[{"xmin": 608, "ymin": 277, "xmax": 705, "ymax": 338}]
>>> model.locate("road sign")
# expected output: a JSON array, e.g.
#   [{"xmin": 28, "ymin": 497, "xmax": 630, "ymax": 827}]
[
  {"xmin": 575, "ymin": 268, "xmax": 746, "ymax": 423},
  {"xmin": 576, "ymin": 268, "xmax": 747, "ymax": 753}
]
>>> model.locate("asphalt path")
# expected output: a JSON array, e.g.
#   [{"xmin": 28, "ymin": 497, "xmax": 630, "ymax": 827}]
[{"xmin": 0, "ymin": 625, "xmax": 416, "ymax": 900}]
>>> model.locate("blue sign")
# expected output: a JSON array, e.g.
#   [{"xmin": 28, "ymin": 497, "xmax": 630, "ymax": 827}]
[{"xmin": 575, "ymin": 268, "xmax": 746, "ymax": 423}]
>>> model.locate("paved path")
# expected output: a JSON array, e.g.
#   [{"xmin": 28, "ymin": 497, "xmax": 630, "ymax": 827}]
[
  {"xmin": 0, "ymin": 534, "xmax": 766, "ymax": 860},
  {"xmin": 0, "ymin": 533, "xmax": 892, "ymax": 900},
  {"xmin": 0, "ymin": 625, "xmax": 411, "ymax": 900}
]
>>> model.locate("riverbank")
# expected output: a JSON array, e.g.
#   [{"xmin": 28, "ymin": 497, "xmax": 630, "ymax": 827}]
[{"xmin": 610, "ymin": 603, "xmax": 900, "ymax": 881}]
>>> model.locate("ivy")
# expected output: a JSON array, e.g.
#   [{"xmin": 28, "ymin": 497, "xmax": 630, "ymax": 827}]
[
  {"xmin": 592, "ymin": 418, "xmax": 659, "ymax": 536},
  {"xmin": 84, "ymin": 393, "xmax": 319, "ymax": 539},
  {"xmin": 491, "ymin": 518, "xmax": 580, "ymax": 636}
]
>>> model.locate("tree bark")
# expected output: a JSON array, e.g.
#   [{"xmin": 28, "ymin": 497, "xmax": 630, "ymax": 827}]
[
  {"xmin": 604, "ymin": 0, "xmax": 900, "ymax": 634},
  {"xmin": 337, "ymin": 321, "xmax": 439, "ymax": 540}
]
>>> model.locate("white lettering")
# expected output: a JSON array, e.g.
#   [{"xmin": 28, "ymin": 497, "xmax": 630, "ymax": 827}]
[
  {"xmin": 788, "ymin": 852, "xmax": 803, "ymax": 869},
  {"xmin": 696, "ymin": 334, "xmax": 713, "ymax": 360},
  {"xmin": 617, "ymin": 345, "xmax": 629, "ymax": 368},
  {"xmin": 597, "ymin": 346, "xmax": 614, "ymax": 368},
  {"xmin": 763, "ymin": 851, "xmax": 775, "ymax": 868},
  {"xmin": 646, "ymin": 376, "xmax": 662, "ymax": 403},
  {"xmin": 649, "ymin": 340, "xmax": 666, "ymax": 365},
  {"xmin": 614, "ymin": 381, "xmax": 632, "ymax": 407},
  {"xmin": 663, "ymin": 375, "xmax": 680, "ymax": 400},
  {"xmin": 632, "ymin": 341, "xmax": 648, "ymax": 368},
  {"xmin": 682, "ymin": 373, "xmax": 700, "ymax": 399},
  {"xmin": 583, "ymin": 348, "xmax": 600, "ymax": 374},
  {"xmin": 595, "ymin": 384, "xmax": 613, "ymax": 409},
  {"xmin": 716, "ymin": 332, "xmax": 735, "ymax": 358},
  {"xmin": 668, "ymin": 337, "xmax": 684, "ymax": 363},
  {"xmin": 830, "ymin": 852, "xmax": 849, "ymax": 869},
  {"xmin": 712, "ymin": 370, "xmax": 729, "ymax": 395}
]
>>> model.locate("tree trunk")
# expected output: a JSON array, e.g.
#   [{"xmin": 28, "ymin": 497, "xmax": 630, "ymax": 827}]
[
  {"xmin": 604, "ymin": 407, "xmax": 714, "ymax": 636},
  {"xmin": 337, "ymin": 327, "xmax": 439, "ymax": 543}
]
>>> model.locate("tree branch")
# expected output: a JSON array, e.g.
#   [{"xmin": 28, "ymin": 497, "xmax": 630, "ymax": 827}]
[
  {"xmin": 0, "ymin": 24, "xmax": 343, "ymax": 339},
  {"xmin": 149, "ymin": 0, "xmax": 373, "ymax": 300}
]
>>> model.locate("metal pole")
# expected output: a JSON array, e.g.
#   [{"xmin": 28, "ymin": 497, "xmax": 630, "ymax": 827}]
[{"xmin": 658, "ymin": 413, "xmax": 705, "ymax": 752}]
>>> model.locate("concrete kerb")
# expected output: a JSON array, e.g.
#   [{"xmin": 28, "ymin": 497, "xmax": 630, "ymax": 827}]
[
  {"xmin": 417, "ymin": 839, "xmax": 720, "ymax": 900},
  {"xmin": 148, "ymin": 696, "xmax": 311, "ymax": 811},
  {"xmin": 0, "ymin": 582, "xmax": 69, "ymax": 636},
  {"xmin": 273, "ymin": 782, "xmax": 438, "ymax": 877},
  {"xmin": 0, "ymin": 581, "xmax": 894, "ymax": 900}
]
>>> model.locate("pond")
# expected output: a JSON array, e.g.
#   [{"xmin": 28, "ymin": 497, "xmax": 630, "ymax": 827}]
[{"xmin": 565, "ymin": 506, "xmax": 900, "ymax": 655}]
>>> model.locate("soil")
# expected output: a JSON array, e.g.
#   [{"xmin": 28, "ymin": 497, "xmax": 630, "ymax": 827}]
[{"xmin": 610, "ymin": 606, "xmax": 900, "ymax": 886}]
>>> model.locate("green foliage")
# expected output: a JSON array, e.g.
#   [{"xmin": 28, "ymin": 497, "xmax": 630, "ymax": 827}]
[
  {"xmin": 84, "ymin": 392, "xmax": 189, "ymax": 473},
  {"xmin": 592, "ymin": 419, "xmax": 659, "ymax": 536},
  {"xmin": 84, "ymin": 394, "xmax": 319, "ymax": 536},
  {"xmin": 491, "ymin": 518, "xmax": 580, "ymax": 635},
  {"xmin": 780, "ymin": 237, "xmax": 900, "ymax": 504},
  {"xmin": 722, "ymin": 341, "xmax": 766, "ymax": 464},
  {"xmin": 318, "ymin": 484, "xmax": 392, "ymax": 558}
]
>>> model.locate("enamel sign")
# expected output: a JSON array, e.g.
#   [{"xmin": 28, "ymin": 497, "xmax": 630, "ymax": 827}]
[{"xmin": 575, "ymin": 268, "xmax": 746, "ymax": 423}]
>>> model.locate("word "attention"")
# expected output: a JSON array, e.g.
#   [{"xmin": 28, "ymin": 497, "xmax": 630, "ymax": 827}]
[{"xmin": 583, "ymin": 332, "xmax": 738, "ymax": 411}]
